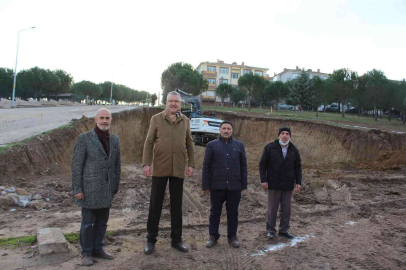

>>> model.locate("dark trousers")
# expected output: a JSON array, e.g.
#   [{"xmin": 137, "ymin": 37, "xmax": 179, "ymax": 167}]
[
  {"xmin": 147, "ymin": 176, "xmax": 184, "ymax": 244},
  {"xmin": 266, "ymin": 189, "xmax": 293, "ymax": 233},
  {"xmin": 209, "ymin": 190, "xmax": 241, "ymax": 239},
  {"xmin": 80, "ymin": 207, "xmax": 110, "ymax": 256}
]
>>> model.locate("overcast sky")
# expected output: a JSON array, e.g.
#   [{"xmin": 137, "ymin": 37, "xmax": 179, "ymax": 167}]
[{"xmin": 1, "ymin": 0, "xmax": 405, "ymax": 94}]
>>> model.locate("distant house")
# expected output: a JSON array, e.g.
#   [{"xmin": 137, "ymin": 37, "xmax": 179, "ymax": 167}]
[{"xmin": 271, "ymin": 66, "xmax": 330, "ymax": 82}]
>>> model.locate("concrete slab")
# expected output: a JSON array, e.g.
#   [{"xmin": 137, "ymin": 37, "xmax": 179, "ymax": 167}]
[{"xmin": 37, "ymin": 228, "xmax": 69, "ymax": 256}]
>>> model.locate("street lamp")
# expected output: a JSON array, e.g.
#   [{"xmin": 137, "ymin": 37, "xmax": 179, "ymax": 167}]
[{"xmin": 12, "ymin": 27, "xmax": 35, "ymax": 107}]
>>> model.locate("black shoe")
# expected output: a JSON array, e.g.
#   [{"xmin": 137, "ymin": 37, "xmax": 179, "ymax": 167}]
[
  {"xmin": 206, "ymin": 236, "xmax": 217, "ymax": 248},
  {"xmin": 92, "ymin": 250, "xmax": 114, "ymax": 260},
  {"xmin": 266, "ymin": 232, "xmax": 276, "ymax": 239},
  {"xmin": 144, "ymin": 242, "xmax": 155, "ymax": 255},
  {"xmin": 228, "ymin": 237, "xmax": 240, "ymax": 248},
  {"xmin": 171, "ymin": 241, "xmax": 188, "ymax": 252},
  {"xmin": 279, "ymin": 231, "xmax": 295, "ymax": 239}
]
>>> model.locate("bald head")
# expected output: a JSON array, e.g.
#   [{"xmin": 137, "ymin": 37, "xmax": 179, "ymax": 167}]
[{"xmin": 94, "ymin": 108, "xmax": 112, "ymax": 132}]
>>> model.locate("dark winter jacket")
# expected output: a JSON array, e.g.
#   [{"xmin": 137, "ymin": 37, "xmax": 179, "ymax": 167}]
[
  {"xmin": 202, "ymin": 137, "xmax": 248, "ymax": 191},
  {"xmin": 71, "ymin": 129, "xmax": 121, "ymax": 209},
  {"xmin": 259, "ymin": 140, "xmax": 302, "ymax": 191}
]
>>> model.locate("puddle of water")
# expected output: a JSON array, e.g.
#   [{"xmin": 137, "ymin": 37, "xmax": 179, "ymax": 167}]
[
  {"xmin": 345, "ymin": 221, "xmax": 356, "ymax": 226},
  {"xmin": 250, "ymin": 234, "xmax": 315, "ymax": 256}
]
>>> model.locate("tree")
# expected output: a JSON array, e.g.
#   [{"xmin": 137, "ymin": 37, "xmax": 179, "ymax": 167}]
[
  {"xmin": 252, "ymin": 76, "xmax": 269, "ymax": 108},
  {"xmin": 161, "ymin": 62, "xmax": 208, "ymax": 102},
  {"xmin": 286, "ymin": 71, "xmax": 312, "ymax": 114},
  {"xmin": 151, "ymin": 93, "xmax": 158, "ymax": 106},
  {"xmin": 54, "ymin": 70, "xmax": 73, "ymax": 96},
  {"xmin": 98, "ymin": 81, "xmax": 113, "ymax": 103},
  {"xmin": 238, "ymin": 72, "xmax": 264, "ymax": 111},
  {"xmin": 0, "ymin": 67, "xmax": 14, "ymax": 99},
  {"xmin": 72, "ymin": 80, "xmax": 102, "ymax": 100},
  {"xmin": 41, "ymin": 69, "xmax": 62, "ymax": 99},
  {"xmin": 329, "ymin": 68, "xmax": 357, "ymax": 118},
  {"xmin": 311, "ymin": 76, "xmax": 328, "ymax": 117},
  {"xmin": 264, "ymin": 81, "xmax": 290, "ymax": 109},
  {"xmin": 215, "ymin": 83, "xmax": 234, "ymax": 107},
  {"xmin": 364, "ymin": 69, "xmax": 388, "ymax": 121},
  {"xmin": 230, "ymin": 86, "xmax": 247, "ymax": 107}
]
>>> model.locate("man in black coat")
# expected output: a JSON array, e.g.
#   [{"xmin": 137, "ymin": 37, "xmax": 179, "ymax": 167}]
[
  {"xmin": 259, "ymin": 127, "xmax": 302, "ymax": 239},
  {"xmin": 202, "ymin": 121, "xmax": 247, "ymax": 248}
]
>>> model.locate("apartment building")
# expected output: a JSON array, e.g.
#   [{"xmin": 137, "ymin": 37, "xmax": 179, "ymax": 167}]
[
  {"xmin": 196, "ymin": 60, "xmax": 270, "ymax": 102},
  {"xmin": 271, "ymin": 66, "xmax": 330, "ymax": 82}
]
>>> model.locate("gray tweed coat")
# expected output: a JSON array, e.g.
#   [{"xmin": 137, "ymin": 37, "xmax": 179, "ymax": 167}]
[{"xmin": 71, "ymin": 129, "xmax": 121, "ymax": 209}]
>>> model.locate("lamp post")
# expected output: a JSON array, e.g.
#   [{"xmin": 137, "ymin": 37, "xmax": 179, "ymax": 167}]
[{"xmin": 12, "ymin": 27, "xmax": 35, "ymax": 107}]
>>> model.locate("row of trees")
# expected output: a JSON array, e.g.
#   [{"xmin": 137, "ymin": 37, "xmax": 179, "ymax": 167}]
[
  {"xmin": 214, "ymin": 69, "xmax": 405, "ymax": 123},
  {"xmin": 0, "ymin": 67, "xmax": 149, "ymax": 104}
]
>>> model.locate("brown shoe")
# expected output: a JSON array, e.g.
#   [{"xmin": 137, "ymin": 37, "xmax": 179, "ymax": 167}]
[
  {"xmin": 92, "ymin": 250, "xmax": 114, "ymax": 260},
  {"xmin": 206, "ymin": 235, "xmax": 217, "ymax": 248},
  {"xmin": 228, "ymin": 237, "xmax": 240, "ymax": 248},
  {"xmin": 83, "ymin": 254, "xmax": 94, "ymax": 266}
]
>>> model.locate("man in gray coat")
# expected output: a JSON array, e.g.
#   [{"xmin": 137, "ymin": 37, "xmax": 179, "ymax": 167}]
[{"xmin": 72, "ymin": 108, "xmax": 121, "ymax": 266}]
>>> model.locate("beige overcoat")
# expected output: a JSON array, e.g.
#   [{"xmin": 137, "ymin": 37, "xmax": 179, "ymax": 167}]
[{"xmin": 142, "ymin": 110, "xmax": 195, "ymax": 178}]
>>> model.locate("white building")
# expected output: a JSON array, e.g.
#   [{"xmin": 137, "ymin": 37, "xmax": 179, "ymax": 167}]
[{"xmin": 271, "ymin": 66, "xmax": 329, "ymax": 82}]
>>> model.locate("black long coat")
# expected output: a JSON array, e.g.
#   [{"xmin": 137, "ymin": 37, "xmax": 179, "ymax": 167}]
[{"xmin": 259, "ymin": 140, "xmax": 302, "ymax": 191}]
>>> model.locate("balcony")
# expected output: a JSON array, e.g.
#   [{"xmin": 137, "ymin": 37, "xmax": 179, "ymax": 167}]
[
  {"xmin": 208, "ymin": 84, "xmax": 216, "ymax": 90},
  {"xmin": 202, "ymin": 71, "xmax": 217, "ymax": 78}
]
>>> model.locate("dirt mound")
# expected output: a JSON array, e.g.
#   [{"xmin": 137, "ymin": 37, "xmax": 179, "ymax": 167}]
[
  {"xmin": 2, "ymin": 107, "xmax": 406, "ymax": 184},
  {"xmin": 211, "ymin": 111, "xmax": 406, "ymax": 166}
]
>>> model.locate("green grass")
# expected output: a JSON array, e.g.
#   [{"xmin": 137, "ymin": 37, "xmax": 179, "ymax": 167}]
[
  {"xmin": 201, "ymin": 106, "xmax": 406, "ymax": 132},
  {"xmin": 0, "ymin": 235, "xmax": 36, "ymax": 248},
  {"xmin": 0, "ymin": 230, "xmax": 117, "ymax": 248}
]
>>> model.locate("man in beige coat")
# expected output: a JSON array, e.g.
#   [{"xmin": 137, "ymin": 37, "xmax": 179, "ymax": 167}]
[{"xmin": 142, "ymin": 91, "xmax": 195, "ymax": 255}]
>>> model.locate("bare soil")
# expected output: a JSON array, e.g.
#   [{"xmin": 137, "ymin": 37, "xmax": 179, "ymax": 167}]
[{"xmin": 1, "ymin": 108, "xmax": 406, "ymax": 270}]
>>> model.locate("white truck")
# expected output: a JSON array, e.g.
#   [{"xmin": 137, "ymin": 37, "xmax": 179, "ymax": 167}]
[{"xmin": 176, "ymin": 89, "xmax": 223, "ymax": 146}]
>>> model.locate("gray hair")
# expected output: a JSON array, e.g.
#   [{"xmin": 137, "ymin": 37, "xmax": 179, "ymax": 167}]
[
  {"xmin": 96, "ymin": 108, "xmax": 112, "ymax": 117},
  {"xmin": 167, "ymin": 91, "xmax": 181, "ymax": 100}
]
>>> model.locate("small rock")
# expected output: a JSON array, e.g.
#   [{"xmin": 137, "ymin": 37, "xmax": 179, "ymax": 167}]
[
  {"xmin": 30, "ymin": 200, "xmax": 45, "ymax": 210},
  {"xmin": 16, "ymin": 188, "xmax": 29, "ymax": 196},
  {"xmin": 46, "ymin": 198, "xmax": 50, "ymax": 202},
  {"xmin": 9, "ymin": 209, "xmax": 17, "ymax": 212},
  {"xmin": 25, "ymin": 215, "xmax": 31, "ymax": 218},
  {"xmin": 33, "ymin": 194, "xmax": 42, "ymax": 200},
  {"xmin": 18, "ymin": 195, "xmax": 32, "ymax": 208},
  {"xmin": 5, "ymin": 187, "xmax": 16, "ymax": 193},
  {"xmin": 2, "ymin": 253, "xmax": 8, "ymax": 256},
  {"xmin": 116, "ymin": 248, "xmax": 121, "ymax": 252},
  {"xmin": 0, "ymin": 196, "xmax": 18, "ymax": 207},
  {"xmin": 1, "ymin": 191, "xmax": 7, "ymax": 196}
]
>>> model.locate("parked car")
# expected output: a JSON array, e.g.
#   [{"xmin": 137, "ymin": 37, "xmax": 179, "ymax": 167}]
[{"xmin": 278, "ymin": 103, "xmax": 294, "ymax": 110}]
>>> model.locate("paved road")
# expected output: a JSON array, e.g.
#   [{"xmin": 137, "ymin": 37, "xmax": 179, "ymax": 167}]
[{"xmin": 0, "ymin": 105, "xmax": 137, "ymax": 146}]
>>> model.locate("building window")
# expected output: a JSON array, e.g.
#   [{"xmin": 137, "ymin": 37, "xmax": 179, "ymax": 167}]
[
  {"xmin": 255, "ymin": 71, "xmax": 263, "ymax": 76},
  {"xmin": 231, "ymin": 73, "xmax": 239, "ymax": 79},
  {"xmin": 207, "ymin": 91, "xmax": 215, "ymax": 96},
  {"xmin": 207, "ymin": 66, "xmax": 216, "ymax": 72},
  {"xmin": 220, "ymin": 67, "xmax": 229, "ymax": 74},
  {"xmin": 206, "ymin": 78, "xmax": 216, "ymax": 84},
  {"xmin": 219, "ymin": 79, "xmax": 228, "ymax": 84},
  {"xmin": 243, "ymin": 69, "xmax": 251, "ymax": 74}
]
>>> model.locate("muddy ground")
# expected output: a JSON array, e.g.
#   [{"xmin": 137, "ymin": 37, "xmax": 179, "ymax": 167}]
[{"xmin": 0, "ymin": 108, "xmax": 406, "ymax": 270}]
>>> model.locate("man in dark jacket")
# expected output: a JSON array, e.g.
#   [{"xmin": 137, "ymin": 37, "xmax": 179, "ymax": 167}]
[
  {"xmin": 259, "ymin": 127, "xmax": 301, "ymax": 240},
  {"xmin": 202, "ymin": 121, "xmax": 247, "ymax": 248},
  {"xmin": 72, "ymin": 108, "xmax": 121, "ymax": 266}
]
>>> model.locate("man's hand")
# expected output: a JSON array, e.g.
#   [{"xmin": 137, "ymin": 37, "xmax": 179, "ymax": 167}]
[
  {"xmin": 261, "ymin": 183, "xmax": 268, "ymax": 190},
  {"xmin": 204, "ymin": 190, "xmax": 210, "ymax": 194},
  {"xmin": 143, "ymin": 165, "xmax": 152, "ymax": 177},
  {"xmin": 74, "ymin": 193, "xmax": 84, "ymax": 200},
  {"xmin": 186, "ymin": 167, "xmax": 194, "ymax": 177},
  {"xmin": 295, "ymin": 184, "xmax": 301, "ymax": 194}
]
